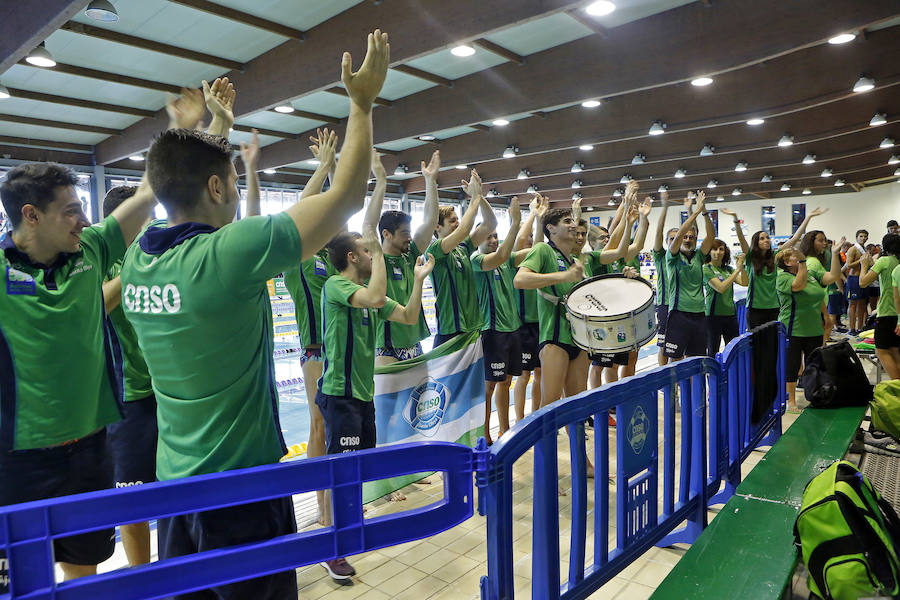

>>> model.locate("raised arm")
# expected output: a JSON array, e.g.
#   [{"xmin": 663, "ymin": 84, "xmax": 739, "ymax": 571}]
[
  {"xmin": 783, "ymin": 207, "xmax": 827, "ymax": 250},
  {"xmin": 413, "ymin": 150, "xmax": 441, "ymax": 251},
  {"xmin": 285, "ymin": 30, "xmax": 390, "ymax": 261},
  {"xmin": 365, "ymin": 148, "xmax": 387, "ymax": 232},
  {"xmin": 707, "ymin": 255, "xmax": 746, "ymax": 293},
  {"xmin": 791, "ymin": 255, "xmax": 810, "ymax": 292},
  {"xmin": 348, "ymin": 230, "xmax": 387, "ymax": 308},
  {"xmin": 165, "ymin": 88, "xmax": 206, "ymax": 131},
  {"xmin": 203, "ymin": 77, "xmax": 235, "ymax": 138},
  {"xmin": 301, "ymin": 128, "xmax": 338, "ymax": 199},
  {"xmin": 440, "ymin": 170, "xmax": 483, "ymax": 253},
  {"xmin": 110, "ymin": 174, "xmax": 158, "ymax": 246},
  {"xmin": 606, "ymin": 189, "xmax": 630, "ymax": 249},
  {"xmin": 239, "ymin": 129, "xmax": 260, "ymax": 217},
  {"xmin": 593, "ymin": 199, "xmax": 633, "ymax": 264},
  {"xmin": 720, "ymin": 207, "xmax": 749, "ymax": 253},
  {"xmin": 669, "ymin": 194, "xmax": 703, "ymax": 256},
  {"xmin": 514, "ymin": 259, "xmax": 584, "ymax": 290},
  {"xmin": 102, "ymin": 276, "xmax": 122, "ymax": 314},
  {"xmin": 515, "ymin": 195, "xmax": 537, "ymax": 250},
  {"xmin": 478, "ymin": 197, "xmax": 521, "ymax": 270},
  {"xmin": 470, "ymin": 185, "xmax": 498, "ymax": 248},
  {"xmin": 697, "ymin": 192, "xmax": 716, "ymax": 255},
  {"xmin": 388, "ymin": 254, "xmax": 435, "ymax": 324},
  {"xmin": 653, "ymin": 190, "xmax": 670, "ymax": 252},
  {"xmin": 624, "ymin": 197, "xmax": 652, "ymax": 261}
]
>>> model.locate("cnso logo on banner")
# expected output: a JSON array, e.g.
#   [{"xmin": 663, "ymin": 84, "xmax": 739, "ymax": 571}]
[{"xmin": 404, "ymin": 377, "xmax": 449, "ymax": 437}]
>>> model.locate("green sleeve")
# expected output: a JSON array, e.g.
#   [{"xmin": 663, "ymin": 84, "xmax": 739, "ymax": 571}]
[
  {"xmin": 79, "ymin": 215, "xmax": 127, "ymax": 274},
  {"xmin": 872, "ymin": 256, "xmax": 891, "ymax": 275},
  {"xmin": 409, "ymin": 241, "xmax": 422, "ymax": 260},
  {"xmin": 776, "ymin": 271, "xmax": 794, "ymax": 295},
  {"xmin": 463, "ymin": 238, "xmax": 476, "ymax": 253},
  {"xmin": 325, "ymin": 275, "xmax": 361, "ymax": 307},
  {"xmin": 212, "ymin": 213, "xmax": 303, "ymax": 289},
  {"xmin": 507, "ymin": 254, "xmax": 517, "ymax": 269},
  {"xmin": 377, "ymin": 298, "xmax": 399, "ymax": 320},
  {"xmin": 702, "ymin": 264, "xmax": 715, "ymax": 283},
  {"xmin": 520, "ymin": 243, "xmax": 549, "ymax": 274},
  {"xmin": 665, "ymin": 249, "xmax": 679, "ymax": 270},
  {"xmin": 426, "ymin": 238, "xmax": 448, "ymax": 263},
  {"xmin": 893, "ymin": 264, "xmax": 900, "ymax": 289},
  {"xmin": 470, "ymin": 252, "xmax": 487, "ymax": 271}
]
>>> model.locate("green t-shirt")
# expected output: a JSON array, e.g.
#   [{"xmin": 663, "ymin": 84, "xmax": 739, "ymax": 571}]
[
  {"xmin": 776, "ymin": 268, "xmax": 826, "ymax": 337},
  {"xmin": 807, "ymin": 253, "xmax": 837, "ymax": 295},
  {"xmin": 319, "ymin": 275, "xmax": 398, "ymax": 401},
  {"xmin": 472, "ymin": 253, "xmax": 521, "ymax": 333},
  {"xmin": 702, "ymin": 263, "xmax": 736, "ymax": 316},
  {"xmin": 612, "ymin": 255, "xmax": 640, "ymax": 273},
  {"xmin": 652, "ymin": 249, "xmax": 668, "ymax": 307},
  {"xmin": 0, "ymin": 216, "xmax": 125, "ymax": 450},
  {"xmin": 121, "ymin": 214, "xmax": 302, "ymax": 480},
  {"xmin": 585, "ymin": 251, "xmax": 610, "ymax": 277},
  {"xmin": 379, "ymin": 241, "xmax": 429, "ymax": 349},
  {"xmin": 747, "ymin": 253, "xmax": 779, "ymax": 310},
  {"xmin": 283, "ymin": 249, "xmax": 335, "ymax": 348},
  {"xmin": 871, "ymin": 256, "xmax": 900, "ymax": 317},
  {"xmin": 106, "ymin": 260, "xmax": 153, "ymax": 402},
  {"xmin": 893, "ymin": 264, "xmax": 900, "ymax": 309},
  {"xmin": 665, "ymin": 249, "xmax": 707, "ymax": 314},
  {"xmin": 516, "ymin": 285, "xmax": 538, "ymax": 325},
  {"xmin": 519, "ymin": 242, "xmax": 580, "ymax": 346},
  {"xmin": 426, "ymin": 237, "xmax": 482, "ymax": 335}
]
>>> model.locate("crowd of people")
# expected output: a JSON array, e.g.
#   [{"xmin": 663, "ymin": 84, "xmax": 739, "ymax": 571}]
[{"xmin": 0, "ymin": 28, "xmax": 896, "ymax": 599}]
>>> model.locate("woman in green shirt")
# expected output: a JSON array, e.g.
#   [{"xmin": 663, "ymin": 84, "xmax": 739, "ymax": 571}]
[
  {"xmin": 860, "ymin": 233, "xmax": 900, "ymax": 379},
  {"xmin": 703, "ymin": 240, "xmax": 747, "ymax": 356}
]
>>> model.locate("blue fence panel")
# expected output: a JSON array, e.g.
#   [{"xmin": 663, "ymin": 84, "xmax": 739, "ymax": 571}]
[
  {"xmin": 735, "ymin": 298, "xmax": 747, "ymax": 334},
  {"xmin": 478, "ymin": 357, "xmax": 722, "ymax": 600},
  {"xmin": 0, "ymin": 442, "xmax": 478, "ymax": 600}
]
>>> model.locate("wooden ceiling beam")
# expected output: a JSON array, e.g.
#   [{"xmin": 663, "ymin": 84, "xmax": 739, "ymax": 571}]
[
  {"xmin": 0, "ymin": 113, "xmax": 120, "ymax": 136},
  {"xmin": 6, "ymin": 87, "xmax": 156, "ymax": 117},
  {"xmin": 0, "ymin": 135, "xmax": 93, "ymax": 153},
  {"xmin": 473, "ymin": 39, "xmax": 525, "ymax": 65},
  {"xmin": 18, "ymin": 59, "xmax": 183, "ymax": 94},
  {"xmin": 230, "ymin": 124, "xmax": 297, "ymax": 140},
  {"xmin": 0, "ymin": 143, "xmax": 95, "ymax": 166},
  {"xmin": 0, "ymin": 0, "xmax": 86, "ymax": 73},
  {"xmin": 565, "ymin": 8, "xmax": 608, "ymax": 38},
  {"xmin": 323, "ymin": 87, "xmax": 392, "ymax": 107},
  {"xmin": 60, "ymin": 21, "xmax": 244, "ymax": 71},
  {"xmin": 165, "ymin": 0, "xmax": 305, "ymax": 40},
  {"xmin": 392, "ymin": 65, "xmax": 453, "ymax": 88},
  {"xmin": 266, "ymin": 108, "xmax": 342, "ymax": 125}
]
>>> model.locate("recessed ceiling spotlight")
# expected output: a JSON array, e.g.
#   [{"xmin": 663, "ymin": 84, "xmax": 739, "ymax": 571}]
[
  {"xmin": 262, "ymin": 168, "xmax": 276, "ymax": 174},
  {"xmin": 25, "ymin": 43, "xmax": 56, "ymax": 68},
  {"xmin": 777, "ymin": 134, "xmax": 794, "ymax": 147},
  {"xmin": 716, "ymin": 195, "xmax": 725, "ymax": 202},
  {"xmin": 780, "ymin": 183, "xmax": 791, "ymax": 191},
  {"xmin": 613, "ymin": 188, "xmax": 623, "ymax": 197},
  {"xmin": 527, "ymin": 184, "xmax": 538, "ymax": 193},
  {"xmin": 888, "ymin": 155, "xmax": 899, "ymax": 165},
  {"xmin": 802, "ymin": 153, "xmax": 817, "ymax": 164},
  {"xmin": 418, "ymin": 134, "xmax": 435, "ymax": 141},
  {"xmin": 0, "ymin": 85, "xmax": 9, "ymax": 100},
  {"xmin": 699, "ymin": 144, "xmax": 715, "ymax": 156},
  {"xmin": 85, "ymin": 0, "xmax": 119, "ymax": 22},
  {"xmin": 451, "ymin": 45, "xmax": 476, "ymax": 57},
  {"xmin": 648, "ymin": 120, "xmax": 666, "ymax": 136},
  {"xmin": 394, "ymin": 164, "xmax": 409, "ymax": 176},
  {"xmin": 572, "ymin": 179, "xmax": 583, "ymax": 188},
  {"xmin": 620, "ymin": 174, "xmax": 632, "ymax": 184},
  {"xmin": 828, "ymin": 33, "xmax": 856, "ymax": 45},
  {"xmin": 274, "ymin": 105, "xmax": 294, "ymax": 113},
  {"xmin": 517, "ymin": 169, "xmax": 529, "ymax": 180},
  {"xmin": 581, "ymin": 100, "xmax": 601, "ymax": 108},
  {"xmin": 579, "ymin": 144, "xmax": 594, "ymax": 151},
  {"xmin": 735, "ymin": 161, "xmax": 748, "ymax": 172},
  {"xmin": 691, "ymin": 77, "xmax": 713, "ymax": 87},
  {"xmin": 746, "ymin": 118, "xmax": 765, "ymax": 126},
  {"xmin": 853, "ymin": 75, "xmax": 875, "ymax": 93},
  {"xmin": 870, "ymin": 113, "xmax": 887, "ymax": 127},
  {"xmin": 880, "ymin": 137, "xmax": 895, "ymax": 148},
  {"xmin": 572, "ymin": 192, "xmax": 583, "ymax": 200},
  {"xmin": 657, "ymin": 184, "xmax": 668, "ymax": 193},
  {"xmin": 502, "ymin": 145, "xmax": 518, "ymax": 158},
  {"xmin": 571, "ymin": 161, "xmax": 585, "ymax": 173},
  {"xmin": 454, "ymin": 164, "xmax": 468, "ymax": 170},
  {"xmin": 632, "ymin": 153, "xmax": 646, "ymax": 165},
  {"xmin": 732, "ymin": 188, "xmax": 742, "ymax": 196},
  {"xmin": 307, "ymin": 159, "xmax": 321, "ymax": 165},
  {"xmin": 802, "ymin": 188, "xmax": 812, "ymax": 195},
  {"xmin": 674, "ymin": 168, "xmax": 686, "ymax": 178},
  {"xmin": 492, "ymin": 119, "xmax": 510, "ymax": 127},
  {"xmin": 821, "ymin": 167, "xmax": 833, "ymax": 177},
  {"xmin": 585, "ymin": 1, "xmax": 616, "ymax": 16},
  {"xmin": 129, "ymin": 154, "xmax": 144, "ymax": 161},
  {"xmin": 834, "ymin": 179, "xmax": 846, "ymax": 186},
  {"xmin": 760, "ymin": 174, "xmax": 773, "ymax": 183}
]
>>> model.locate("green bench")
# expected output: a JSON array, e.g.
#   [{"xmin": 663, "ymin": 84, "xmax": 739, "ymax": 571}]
[{"xmin": 652, "ymin": 406, "xmax": 867, "ymax": 599}]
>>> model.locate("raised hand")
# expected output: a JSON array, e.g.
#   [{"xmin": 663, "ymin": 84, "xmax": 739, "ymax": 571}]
[
  {"xmin": 165, "ymin": 87, "xmax": 205, "ymax": 130},
  {"xmin": 414, "ymin": 253, "xmax": 436, "ymax": 280},
  {"xmin": 361, "ymin": 227, "xmax": 382, "ymax": 256},
  {"xmin": 421, "ymin": 150, "xmax": 440, "ymax": 180},
  {"xmin": 640, "ymin": 197, "xmax": 652, "ymax": 217},
  {"xmin": 720, "ymin": 207, "xmax": 737, "ymax": 217},
  {"xmin": 624, "ymin": 179, "xmax": 639, "ymax": 204},
  {"xmin": 239, "ymin": 129, "xmax": 260, "ymax": 170},
  {"xmin": 627, "ymin": 204, "xmax": 639, "ymax": 223},
  {"xmin": 341, "ymin": 30, "xmax": 390, "ymax": 110},
  {"xmin": 572, "ymin": 195, "xmax": 582, "ymax": 216},
  {"xmin": 461, "ymin": 169, "xmax": 483, "ymax": 198},
  {"xmin": 809, "ymin": 207, "xmax": 829, "ymax": 218},
  {"xmin": 695, "ymin": 190, "xmax": 707, "ymax": 212},
  {"xmin": 509, "ymin": 196, "xmax": 521, "ymax": 223},
  {"xmin": 567, "ymin": 258, "xmax": 585, "ymax": 282},
  {"xmin": 534, "ymin": 194, "xmax": 549, "ymax": 218},
  {"xmin": 736, "ymin": 254, "xmax": 746, "ymax": 270},
  {"xmin": 683, "ymin": 195, "xmax": 694, "ymax": 211},
  {"xmin": 309, "ymin": 128, "xmax": 338, "ymax": 167},
  {"xmin": 833, "ymin": 236, "xmax": 847, "ymax": 253},
  {"xmin": 371, "ymin": 148, "xmax": 387, "ymax": 182},
  {"xmin": 202, "ymin": 77, "xmax": 235, "ymax": 122},
  {"xmin": 660, "ymin": 189, "xmax": 669, "ymax": 205}
]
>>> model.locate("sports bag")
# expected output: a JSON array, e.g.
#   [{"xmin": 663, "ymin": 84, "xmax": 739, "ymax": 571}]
[
  {"xmin": 798, "ymin": 341, "xmax": 873, "ymax": 408},
  {"xmin": 871, "ymin": 380, "xmax": 900, "ymax": 442},
  {"xmin": 794, "ymin": 460, "xmax": 900, "ymax": 600}
]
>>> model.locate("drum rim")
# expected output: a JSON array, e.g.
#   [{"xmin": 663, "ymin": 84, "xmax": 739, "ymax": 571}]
[{"xmin": 564, "ymin": 273, "xmax": 655, "ymax": 319}]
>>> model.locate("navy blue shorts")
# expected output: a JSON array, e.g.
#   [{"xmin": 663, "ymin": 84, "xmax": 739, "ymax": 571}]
[
  {"xmin": 482, "ymin": 329, "xmax": 523, "ymax": 381},
  {"xmin": 0, "ymin": 430, "xmax": 114, "ymax": 570},
  {"xmin": 316, "ymin": 392, "xmax": 376, "ymax": 454},
  {"xmin": 433, "ymin": 332, "xmax": 462, "ymax": 348},
  {"xmin": 656, "ymin": 305, "xmax": 669, "ymax": 347},
  {"xmin": 518, "ymin": 322, "xmax": 540, "ymax": 371},
  {"xmin": 107, "ymin": 394, "xmax": 158, "ymax": 486},
  {"xmin": 827, "ymin": 292, "xmax": 844, "ymax": 316},
  {"xmin": 847, "ymin": 276, "xmax": 864, "ymax": 301},
  {"xmin": 158, "ymin": 497, "xmax": 297, "ymax": 600}
]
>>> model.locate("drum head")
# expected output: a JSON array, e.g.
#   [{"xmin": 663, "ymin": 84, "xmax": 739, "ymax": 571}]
[{"xmin": 566, "ymin": 275, "xmax": 653, "ymax": 316}]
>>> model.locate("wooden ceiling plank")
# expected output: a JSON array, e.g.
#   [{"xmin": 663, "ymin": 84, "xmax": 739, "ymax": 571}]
[
  {"xmin": 6, "ymin": 87, "xmax": 156, "ymax": 117},
  {"xmin": 230, "ymin": 124, "xmax": 297, "ymax": 139},
  {"xmin": 166, "ymin": 0, "xmax": 305, "ymax": 40},
  {"xmin": 324, "ymin": 87, "xmax": 392, "ymax": 107},
  {"xmin": 266, "ymin": 108, "xmax": 341, "ymax": 125},
  {"xmin": 0, "ymin": 135, "xmax": 93, "ymax": 152},
  {"xmin": 392, "ymin": 64, "xmax": 453, "ymax": 87},
  {"xmin": 19, "ymin": 60, "xmax": 183, "ymax": 94},
  {"xmin": 0, "ymin": 113, "xmax": 120, "ymax": 136},
  {"xmin": 473, "ymin": 38, "xmax": 525, "ymax": 65}
]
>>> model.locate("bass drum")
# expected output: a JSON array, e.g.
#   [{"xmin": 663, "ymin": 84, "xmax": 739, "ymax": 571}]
[{"xmin": 564, "ymin": 274, "xmax": 657, "ymax": 354}]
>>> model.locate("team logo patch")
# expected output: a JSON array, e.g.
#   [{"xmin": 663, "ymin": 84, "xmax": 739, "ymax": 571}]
[
  {"xmin": 314, "ymin": 258, "xmax": 328, "ymax": 276},
  {"xmin": 392, "ymin": 266, "xmax": 403, "ymax": 280},
  {"xmin": 404, "ymin": 377, "xmax": 449, "ymax": 437},
  {"xmin": 626, "ymin": 405, "xmax": 650, "ymax": 455},
  {"xmin": 557, "ymin": 258, "xmax": 567, "ymax": 271},
  {"xmin": 361, "ymin": 307, "xmax": 370, "ymax": 325},
  {"xmin": 493, "ymin": 269, "xmax": 501, "ymax": 280},
  {"xmin": 6, "ymin": 266, "xmax": 36, "ymax": 295}
]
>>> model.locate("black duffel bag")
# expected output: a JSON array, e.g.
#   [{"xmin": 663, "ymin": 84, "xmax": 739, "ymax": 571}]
[{"xmin": 798, "ymin": 340, "xmax": 873, "ymax": 408}]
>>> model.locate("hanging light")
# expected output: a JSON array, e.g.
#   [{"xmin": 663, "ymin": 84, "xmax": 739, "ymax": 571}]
[
  {"xmin": 262, "ymin": 168, "xmax": 276, "ymax": 175},
  {"xmin": 572, "ymin": 192, "xmax": 583, "ymax": 200},
  {"xmin": 451, "ymin": 45, "xmax": 476, "ymax": 57},
  {"xmin": 620, "ymin": 174, "xmax": 632, "ymax": 184},
  {"xmin": 648, "ymin": 121, "xmax": 666, "ymax": 136},
  {"xmin": 707, "ymin": 179, "xmax": 718, "ymax": 188},
  {"xmin": 853, "ymin": 76, "xmax": 875, "ymax": 93},
  {"xmin": 571, "ymin": 161, "xmax": 584, "ymax": 173},
  {"xmin": 880, "ymin": 137, "xmax": 895, "ymax": 148},
  {"xmin": 760, "ymin": 174, "xmax": 773, "ymax": 183},
  {"xmin": 870, "ymin": 113, "xmax": 887, "ymax": 127},
  {"xmin": 579, "ymin": 144, "xmax": 594, "ymax": 151},
  {"xmin": 492, "ymin": 118, "xmax": 510, "ymax": 127},
  {"xmin": 732, "ymin": 188, "xmax": 742, "ymax": 196},
  {"xmin": 802, "ymin": 188, "xmax": 812, "ymax": 195},
  {"xmin": 502, "ymin": 145, "xmax": 518, "ymax": 158},
  {"xmin": 716, "ymin": 196, "xmax": 725, "ymax": 202},
  {"xmin": 780, "ymin": 183, "xmax": 791, "ymax": 191},
  {"xmin": 802, "ymin": 153, "xmax": 817, "ymax": 164},
  {"xmin": 835, "ymin": 179, "xmax": 846, "ymax": 186},
  {"xmin": 674, "ymin": 168, "xmax": 686, "ymax": 178},
  {"xmin": 821, "ymin": 167, "xmax": 833, "ymax": 177},
  {"xmin": 25, "ymin": 43, "xmax": 56, "ymax": 68},
  {"xmin": 828, "ymin": 33, "xmax": 856, "ymax": 45},
  {"xmin": 0, "ymin": 85, "xmax": 9, "ymax": 100},
  {"xmin": 274, "ymin": 105, "xmax": 294, "ymax": 113},
  {"xmin": 394, "ymin": 164, "xmax": 409, "ymax": 176},
  {"xmin": 777, "ymin": 134, "xmax": 794, "ymax": 147},
  {"xmin": 608, "ymin": 199, "xmax": 616, "ymax": 206},
  {"xmin": 527, "ymin": 184, "xmax": 538, "ymax": 193},
  {"xmin": 746, "ymin": 118, "xmax": 765, "ymax": 126},
  {"xmin": 735, "ymin": 161, "xmax": 748, "ymax": 172},
  {"xmin": 631, "ymin": 153, "xmax": 645, "ymax": 165},
  {"xmin": 888, "ymin": 155, "xmax": 900, "ymax": 165},
  {"xmin": 486, "ymin": 189, "xmax": 497, "ymax": 198},
  {"xmin": 517, "ymin": 169, "xmax": 529, "ymax": 180},
  {"xmin": 581, "ymin": 100, "xmax": 601, "ymax": 108},
  {"xmin": 571, "ymin": 179, "xmax": 583, "ymax": 188},
  {"xmin": 613, "ymin": 187, "xmax": 624, "ymax": 197},
  {"xmin": 657, "ymin": 184, "xmax": 668, "ymax": 193},
  {"xmin": 699, "ymin": 144, "xmax": 715, "ymax": 156},
  {"xmin": 84, "ymin": 0, "xmax": 119, "ymax": 22}
]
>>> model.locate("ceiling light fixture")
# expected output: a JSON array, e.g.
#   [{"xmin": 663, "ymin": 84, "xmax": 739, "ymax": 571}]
[
  {"xmin": 526, "ymin": 184, "xmax": 539, "ymax": 194},
  {"xmin": 657, "ymin": 184, "xmax": 668, "ymax": 193},
  {"xmin": 492, "ymin": 119, "xmax": 509, "ymax": 127},
  {"xmin": 760, "ymin": 174, "xmax": 773, "ymax": 183},
  {"xmin": 746, "ymin": 118, "xmax": 765, "ymax": 126},
  {"xmin": 732, "ymin": 188, "xmax": 742, "ymax": 196},
  {"xmin": 802, "ymin": 153, "xmax": 817, "ymax": 164},
  {"xmin": 880, "ymin": 137, "xmax": 895, "ymax": 148},
  {"xmin": 572, "ymin": 192, "xmax": 583, "ymax": 200},
  {"xmin": 418, "ymin": 134, "xmax": 435, "ymax": 141},
  {"xmin": 608, "ymin": 199, "xmax": 616, "ymax": 206},
  {"xmin": 262, "ymin": 168, "xmax": 276, "ymax": 175},
  {"xmin": 571, "ymin": 161, "xmax": 584, "ymax": 173},
  {"xmin": 895, "ymin": 168, "xmax": 900, "ymax": 177},
  {"xmin": 853, "ymin": 75, "xmax": 875, "ymax": 93},
  {"xmin": 454, "ymin": 164, "xmax": 467, "ymax": 170},
  {"xmin": 648, "ymin": 120, "xmax": 666, "ymax": 136},
  {"xmin": 394, "ymin": 164, "xmax": 409, "ymax": 176},
  {"xmin": 451, "ymin": 45, "xmax": 476, "ymax": 57},
  {"xmin": 585, "ymin": 1, "xmax": 616, "ymax": 17},
  {"xmin": 780, "ymin": 183, "xmax": 791, "ymax": 192},
  {"xmin": 572, "ymin": 179, "xmax": 584, "ymax": 188},
  {"xmin": 674, "ymin": 168, "xmax": 686, "ymax": 178},
  {"xmin": 777, "ymin": 134, "xmax": 794, "ymax": 147},
  {"xmin": 25, "ymin": 43, "xmax": 56, "ymax": 68},
  {"xmin": 306, "ymin": 159, "xmax": 320, "ymax": 165},
  {"xmin": 613, "ymin": 188, "xmax": 623, "ymax": 197},
  {"xmin": 502, "ymin": 145, "xmax": 518, "ymax": 158},
  {"xmin": 84, "ymin": 0, "xmax": 119, "ymax": 22},
  {"xmin": 273, "ymin": 105, "xmax": 294, "ymax": 113},
  {"xmin": 517, "ymin": 169, "xmax": 530, "ymax": 180},
  {"xmin": 870, "ymin": 113, "xmax": 887, "ymax": 127},
  {"xmin": 834, "ymin": 179, "xmax": 846, "ymax": 187},
  {"xmin": 707, "ymin": 179, "xmax": 718, "ymax": 189},
  {"xmin": 579, "ymin": 144, "xmax": 594, "ymax": 151},
  {"xmin": 828, "ymin": 33, "xmax": 856, "ymax": 45},
  {"xmin": 735, "ymin": 161, "xmax": 748, "ymax": 172},
  {"xmin": 486, "ymin": 189, "xmax": 497, "ymax": 198},
  {"xmin": 716, "ymin": 196, "xmax": 725, "ymax": 202},
  {"xmin": 821, "ymin": 167, "xmax": 833, "ymax": 177},
  {"xmin": 632, "ymin": 153, "xmax": 645, "ymax": 165},
  {"xmin": 888, "ymin": 155, "xmax": 900, "ymax": 165},
  {"xmin": 802, "ymin": 188, "xmax": 811, "ymax": 195},
  {"xmin": 691, "ymin": 77, "xmax": 713, "ymax": 87},
  {"xmin": 581, "ymin": 100, "xmax": 601, "ymax": 108},
  {"xmin": 128, "ymin": 154, "xmax": 144, "ymax": 162},
  {"xmin": 0, "ymin": 85, "xmax": 9, "ymax": 100},
  {"xmin": 620, "ymin": 174, "xmax": 632, "ymax": 184},
  {"xmin": 699, "ymin": 144, "xmax": 715, "ymax": 156}
]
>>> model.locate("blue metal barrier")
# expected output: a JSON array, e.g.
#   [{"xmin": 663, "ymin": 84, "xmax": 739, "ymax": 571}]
[
  {"xmin": 478, "ymin": 357, "xmax": 722, "ymax": 600},
  {"xmin": 735, "ymin": 297, "xmax": 747, "ymax": 334},
  {"xmin": 0, "ymin": 442, "xmax": 479, "ymax": 600}
]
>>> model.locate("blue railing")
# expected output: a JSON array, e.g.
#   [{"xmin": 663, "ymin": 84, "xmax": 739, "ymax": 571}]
[
  {"xmin": 735, "ymin": 297, "xmax": 747, "ymax": 334},
  {"xmin": 0, "ymin": 443, "xmax": 479, "ymax": 600}
]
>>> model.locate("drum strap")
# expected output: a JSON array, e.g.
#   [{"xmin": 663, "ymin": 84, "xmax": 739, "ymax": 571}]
[{"xmin": 538, "ymin": 289, "xmax": 562, "ymax": 305}]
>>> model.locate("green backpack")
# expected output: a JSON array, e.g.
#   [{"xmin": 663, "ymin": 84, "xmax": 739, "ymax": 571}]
[
  {"xmin": 794, "ymin": 460, "xmax": 900, "ymax": 600},
  {"xmin": 871, "ymin": 380, "xmax": 900, "ymax": 441}
]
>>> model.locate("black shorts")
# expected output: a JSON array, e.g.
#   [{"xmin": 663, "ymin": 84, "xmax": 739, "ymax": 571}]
[
  {"xmin": 663, "ymin": 310, "xmax": 707, "ymax": 359},
  {"xmin": 875, "ymin": 316, "xmax": 900, "ymax": 350},
  {"xmin": 746, "ymin": 307, "xmax": 780, "ymax": 331},
  {"xmin": 158, "ymin": 497, "xmax": 297, "ymax": 600},
  {"xmin": 482, "ymin": 329, "xmax": 523, "ymax": 381},
  {"xmin": 539, "ymin": 340, "xmax": 583, "ymax": 362},
  {"xmin": 316, "ymin": 392, "xmax": 376, "ymax": 454},
  {"xmin": 433, "ymin": 331, "xmax": 462, "ymax": 348},
  {"xmin": 518, "ymin": 322, "xmax": 540, "ymax": 371},
  {"xmin": 107, "ymin": 394, "xmax": 158, "ymax": 486},
  {"xmin": 827, "ymin": 293, "xmax": 844, "ymax": 316},
  {"xmin": 787, "ymin": 335, "xmax": 823, "ymax": 383},
  {"xmin": 590, "ymin": 351, "xmax": 630, "ymax": 367},
  {"xmin": 0, "ymin": 430, "xmax": 114, "ymax": 568},
  {"xmin": 656, "ymin": 305, "xmax": 669, "ymax": 347},
  {"xmin": 706, "ymin": 314, "xmax": 740, "ymax": 357}
]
